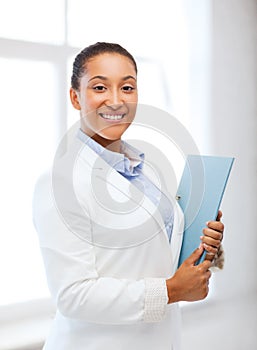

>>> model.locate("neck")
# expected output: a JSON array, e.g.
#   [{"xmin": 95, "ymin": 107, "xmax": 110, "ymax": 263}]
[
  {"xmin": 80, "ymin": 127, "xmax": 121, "ymax": 153},
  {"xmin": 92, "ymin": 134, "xmax": 121, "ymax": 153}
]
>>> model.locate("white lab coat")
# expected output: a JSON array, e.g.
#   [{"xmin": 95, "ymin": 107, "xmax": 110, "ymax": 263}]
[{"xmin": 33, "ymin": 136, "xmax": 185, "ymax": 350}]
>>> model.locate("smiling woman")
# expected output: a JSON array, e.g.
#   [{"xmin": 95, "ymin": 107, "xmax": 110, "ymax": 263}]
[
  {"xmin": 32, "ymin": 42, "xmax": 224, "ymax": 350},
  {"xmin": 70, "ymin": 52, "xmax": 138, "ymax": 151}
]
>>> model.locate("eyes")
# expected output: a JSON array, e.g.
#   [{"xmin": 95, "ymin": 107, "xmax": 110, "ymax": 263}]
[{"xmin": 92, "ymin": 85, "xmax": 136, "ymax": 92}]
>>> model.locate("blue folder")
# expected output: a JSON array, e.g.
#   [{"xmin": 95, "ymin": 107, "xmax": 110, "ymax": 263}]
[{"xmin": 176, "ymin": 155, "xmax": 234, "ymax": 268}]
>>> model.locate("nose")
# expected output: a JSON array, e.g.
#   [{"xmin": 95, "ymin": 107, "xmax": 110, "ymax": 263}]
[{"xmin": 105, "ymin": 89, "xmax": 123, "ymax": 110}]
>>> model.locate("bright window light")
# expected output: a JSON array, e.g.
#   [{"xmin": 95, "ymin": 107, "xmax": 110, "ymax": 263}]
[
  {"xmin": 0, "ymin": 58, "xmax": 57, "ymax": 304},
  {"xmin": 67, "ymin": 0, "xmax": 190, "ymax": 126},
  {"xmin": 0, "ymin": 0, "xmax": 209, "ymax": 307},
  {"xmin": 0, "ymin": 0, "xmax": 65, "ymax": 44}
]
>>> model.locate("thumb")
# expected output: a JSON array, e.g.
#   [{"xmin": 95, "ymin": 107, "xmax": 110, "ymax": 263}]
[{"xmin": 186, "ymin": 246, "xmax": 204, "ymax": 265}]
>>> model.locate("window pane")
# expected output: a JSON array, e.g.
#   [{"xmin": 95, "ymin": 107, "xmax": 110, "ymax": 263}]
[
  {"xmin": 137, "ymin": 60, "xmax": 169, "ymax": 111},
  {"xmin": 0, "ymin": 0, "xmax": 65, "ymax": 44},
  {"xmin": 67, "ymin": 0, "xmax": 190, "ymax": 124},
  {"xmin": 0, "ymin": 58, "xmax": 58, "ymax": 305},
  {"xmin": 67, "ymin": 0, "xmax": 184, "ymax": 58}
]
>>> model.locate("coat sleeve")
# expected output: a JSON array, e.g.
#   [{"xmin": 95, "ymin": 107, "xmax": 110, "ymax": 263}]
[{"xmin": 32, "ymin": 174, "xmax": 169, "ymax": 325}]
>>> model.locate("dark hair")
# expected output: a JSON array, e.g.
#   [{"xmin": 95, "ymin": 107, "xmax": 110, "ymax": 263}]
[{"xmin": 71, "ymin": 42, "xmax": 138, "ymax": 91}]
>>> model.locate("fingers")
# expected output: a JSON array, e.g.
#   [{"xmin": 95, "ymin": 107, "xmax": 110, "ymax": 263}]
[
  {"xmin": 204, "ymin": 253, "xmax": 215, "ymax": 262},
  {"xmin": 205, "ymin": 220, "xmax": 224, "ymax": 233},
  {"xmin": 202, "ymin": 244, "xmax": 218, "ymax": 256},
  {"xmin": 201, "ymin": 219, "xmax": 224, "ymax": 252},
  {"xmin": 196, "ymin": 259, "xmax": 212, "ymax": 278},
  {"xmin": 199, "ymin": 265, "xmax": 211, "ymax": 278},
  {"xmin": 201, "ymin": 231, "xmax": 222, "ymax": 247},
  {"xmin": 196, "ymin": 260, "xmax": 212, "ymax": 291},
  {"xmin": 202, "ymin": 228, "xmax": 223, "ymax": 242},
  {"xmin": 185, "ymin": 246, "xmax": 204, "ymax": 265},
  {"xmin": 187, "ymin": 250, "xmax": 212, "ymax": 271},
  {"xmin": 200, "ymin": 232, "xmax": 221, "ymax": 258},
  {"xmin": 216, "ymin": 210, "xmax": 222, "ymax": 221},
  {"xmin": 200, "ymin": 259, "xmax": 212, "ymax": 271}
]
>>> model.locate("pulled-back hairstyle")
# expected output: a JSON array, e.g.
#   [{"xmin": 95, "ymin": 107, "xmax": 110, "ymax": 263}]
[{"xmin": 71, "ymin": 42, "xmax": 137, "ymax": 90}]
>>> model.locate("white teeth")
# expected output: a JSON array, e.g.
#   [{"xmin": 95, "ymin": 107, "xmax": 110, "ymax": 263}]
[{"xmin": 101, "ymin": 114, "xmax": 124, "ymax": 120}]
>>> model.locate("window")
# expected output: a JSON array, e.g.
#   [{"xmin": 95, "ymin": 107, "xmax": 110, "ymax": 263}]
[
  {"xmin": 0, "ymin": 0, "xmax": 204, "ymax": 307},
  {"xmin": 0, "ymin": 0, "xmax": 65, "ymax": 44},
  {"xmin": 66, "ymin": 0, "xmax": 190, "ymax": 123},
  {"xmin": 0, "ymin": 58, "xmax": 56, "ymax": 304}
]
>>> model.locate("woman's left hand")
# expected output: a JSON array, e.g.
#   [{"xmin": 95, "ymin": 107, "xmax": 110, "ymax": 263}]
[{"xmin": 201, "ymin": 210, "xmax": 224, "ymax": 261}]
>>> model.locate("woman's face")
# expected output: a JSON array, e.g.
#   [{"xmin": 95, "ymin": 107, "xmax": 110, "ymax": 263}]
[{"xmin": 70, "ymin": 53, "xmax": 138, "ymax": 147}]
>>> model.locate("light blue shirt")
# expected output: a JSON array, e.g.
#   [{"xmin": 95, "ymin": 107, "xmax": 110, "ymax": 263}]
[{"xmin": 77, "ymin": 129, "xmax": 174, "ymax": 242}]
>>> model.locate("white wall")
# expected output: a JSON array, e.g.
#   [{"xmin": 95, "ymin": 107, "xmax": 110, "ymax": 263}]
[
  {"xmin": 181, "ymin": 1, "xmax": 257, "ymax": 349},
  {"xmin": 210, "ymin": 0, "xmax": 257, "ymax": 300}
]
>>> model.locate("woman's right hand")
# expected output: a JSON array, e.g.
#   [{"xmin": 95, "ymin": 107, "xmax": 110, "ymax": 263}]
[{"xmin": 166, "ymin": 246, "xmax": 212, "ymax": 304}]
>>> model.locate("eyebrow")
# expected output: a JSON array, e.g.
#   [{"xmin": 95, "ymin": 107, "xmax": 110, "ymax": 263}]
[{"xmin": 88, "ymin": 75, "xmax": 137, "ymax": 82}]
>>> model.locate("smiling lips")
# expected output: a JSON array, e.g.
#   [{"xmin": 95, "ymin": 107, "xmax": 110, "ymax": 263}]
[{"xmin": 99, "ymin": 113, "xmax": 126, "ymax": 121}]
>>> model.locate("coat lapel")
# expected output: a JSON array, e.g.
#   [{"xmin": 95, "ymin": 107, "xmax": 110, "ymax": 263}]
[{"xmin": 76, "ymin": 139, "xmax": 169, "ymax": 245}]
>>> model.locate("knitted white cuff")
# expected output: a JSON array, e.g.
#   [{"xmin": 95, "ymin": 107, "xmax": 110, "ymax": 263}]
[{"xmin": 143, "ymin": 278, "xmax": 168, "ymax": 323}]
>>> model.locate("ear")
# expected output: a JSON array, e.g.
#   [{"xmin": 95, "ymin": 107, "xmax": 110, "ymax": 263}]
[{"xmin": 70, "ymin": 88, "xmax": 81, "ymax": 110}]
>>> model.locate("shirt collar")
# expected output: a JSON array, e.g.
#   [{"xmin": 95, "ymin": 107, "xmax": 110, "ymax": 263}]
[{"xmin": 77, "ymin": 129, "xmax": 144, "ymax": 177}]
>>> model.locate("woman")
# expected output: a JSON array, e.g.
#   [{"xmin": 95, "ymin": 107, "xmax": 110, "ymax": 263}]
[{"xmin": 33, "ymin": 42, "xmax": 224, "ymax": 350}]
